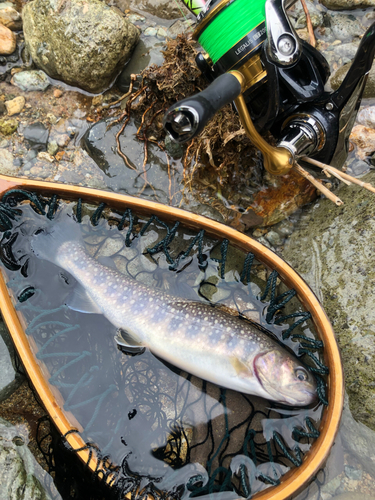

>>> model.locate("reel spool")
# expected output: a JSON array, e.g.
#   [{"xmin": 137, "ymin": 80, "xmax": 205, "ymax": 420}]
[{"xmin": 164, "ymin": 0, "xmax": 375, "ymax": 176}]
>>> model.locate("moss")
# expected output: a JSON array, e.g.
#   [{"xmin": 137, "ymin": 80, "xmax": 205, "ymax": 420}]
[{"xmin": 0, "ymin": 118, "xmax": 18, "ymax": 136}]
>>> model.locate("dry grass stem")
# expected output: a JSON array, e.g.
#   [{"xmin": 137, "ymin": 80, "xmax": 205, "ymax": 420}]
[
  {"xmin": 294, "ymin": 163, "xmax": 343, "ymax": 205},
  {"xmin": 300, "ymin": 0, "xmax": 316, "ymax": 47},
  {"xmin": 303, "ymin": 157, "xmax": 375, "ymax": 194}
]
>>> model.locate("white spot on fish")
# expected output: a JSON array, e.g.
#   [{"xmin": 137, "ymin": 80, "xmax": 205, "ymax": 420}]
[{"xmin": 130, "ymin": 300, "xmax": 135, "ymax": 304}]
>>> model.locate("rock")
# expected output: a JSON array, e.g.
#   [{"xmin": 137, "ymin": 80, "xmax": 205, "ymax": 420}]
[
  {"xmin": 357, "ymin": 106, "xmax": 375, "ymax": 128},
  {"xmin": 0, "ymin": 117, "xmax": 17, "ymax": 135},
  {"xmin": 328, "ymin": 14, "xmax": 363, "ymax": 42},
  {"xmin": 11, "ymin": 70, "xmax": 50, "ymax": 91},
  {"xmin": 282, "ymin": 171, "xmax": 375, "ymax": 430},
  {"xmin": 23, "ymin": 0, "xmax": 140, "ymax": 94},
  {"xmin": 0, "ymin": 331, "xmax": 20, "ymax": 401},
  {"xmin": 0, "ymin": 417, "xmax": 59, "ymax": 499},
  {"xmin": 144, "ymin": 27, "xmax": 157, "ymax": 37},
  {"xmin": 0, "ymin": 148, "xmax": 15, "ymax": 173},
  {"xmin": 167, "ymin": 19, "xmax": 195, "ymax": 39},
  {"xmin": 0, "ymin": 4, "xmax": 22, "ymax": 30},
  {"xmin": 0, "ymin": 23, "xmax": 16, "ymax": 55},
  {"xmin": 321, "ymin": 0, "xmax": 375, "ymax": 9},
  {"xmin": 37, "ymin": 151, "xmax": 54, "ymax": 162},
  {"xmin": 249, "ymin": 170, "xmax": 317, "ymax": 226},
  {"xmin": 265, "ymin": 230, "xmax": 283, "ymax": 247},
  {"xmin": 23, "ymin": 122, "xmax": 49, "ymax": 149},
  {"xmin": 4, "ymin": 95, "xmax": 24, "ymax": 116},
  {"xmin": 157, "ymin": 27, "xmax": 167, "ymax": 40},
  {"xmin": 47, "ymin": 139, "xmax": 58, "ymax": 156},
  {"xmin": 349, "ymin": 125, "xmax": 375, "ymax": 160},
  {"xmin": 115, "ymin": 0, "xmax": 190, "ymax": 19},
  {"xmin": 53, "ymin": 88, "xmax": 63, "ymax": 98}
]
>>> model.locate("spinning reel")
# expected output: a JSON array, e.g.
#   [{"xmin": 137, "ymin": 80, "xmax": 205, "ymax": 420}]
[{"xmin": 163, "ymin": 0, "xmax": 375, "ymax": 176}]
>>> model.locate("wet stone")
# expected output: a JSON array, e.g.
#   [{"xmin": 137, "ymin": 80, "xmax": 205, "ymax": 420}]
[
  {"xmin": 22, "ymin": 122, "xmax": 49, "ymax": 149},
  {"xmin": 0, "ymin": 117, "xmax": 17, "ymax": 135},
  {"xmin": 344, "ymin": 465, "xmax": 363, "ymax": 481},
  {"xmin": 328, "ymin": 14, "xmax": 363, "ymax": 42},
  {"xmin": 5, "ymin": 95, "xmax": 25, "ymax": 116},
  {"xmin": 264, "ymin": 230, "xmax": 283, "ymax": 247},
  {"xmin": 0, "ymin": 23, "xmax": 16, "ymax": 55},
  {"xmin": 11, "ymin": 70, "xmax": 50, "ymax": 92},
  {"xmin": 47, "ymin": 139, "xmax": 58, "ymax": 156},
  {"xmin": 0, "ymin": 4, "xmax": 22, "ymax": 31}
]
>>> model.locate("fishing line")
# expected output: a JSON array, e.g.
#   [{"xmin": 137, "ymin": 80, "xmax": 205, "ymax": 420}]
[
  {"xmin": 198, "ymin": 0, "xmax": 266, "ymax": 63},
  {"xmin": 172, "ymin": 0, "xmax": 195, "ymax": 31}
]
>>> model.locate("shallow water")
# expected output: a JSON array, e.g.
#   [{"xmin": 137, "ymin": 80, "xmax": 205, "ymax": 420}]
[{"xmin": 0, "ymin": 198, "xmax": 326, "ymax": 499}]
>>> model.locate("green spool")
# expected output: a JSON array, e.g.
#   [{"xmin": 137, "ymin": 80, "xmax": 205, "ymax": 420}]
[{"xmin": 198, "ymin": 0, "xmax": 266, "ymax": 64}]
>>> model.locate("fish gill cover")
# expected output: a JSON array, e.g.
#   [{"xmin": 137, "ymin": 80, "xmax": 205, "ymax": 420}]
[{"xmin": 0, "ymin": 190, "xmax": 328, "ymax": 500}]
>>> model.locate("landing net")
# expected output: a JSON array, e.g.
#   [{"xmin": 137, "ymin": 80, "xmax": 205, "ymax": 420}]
[{"xmin": 0, "ymin": 190, "xmax": 328, "ymax": 500}]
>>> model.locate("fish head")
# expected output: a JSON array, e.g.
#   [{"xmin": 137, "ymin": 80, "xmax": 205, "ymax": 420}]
[{"xmin": 254, "ymin": 349, "xmax": 318, "ymax": 406}]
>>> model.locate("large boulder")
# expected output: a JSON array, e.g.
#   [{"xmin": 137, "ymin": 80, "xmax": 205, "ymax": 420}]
[
  {"xmin": 22, "ymin": 0, "xmax": 140, "ymax": 94},
  {"xmin": 282, "ymin": 171, "xmax": 375, "ymax": 430}
]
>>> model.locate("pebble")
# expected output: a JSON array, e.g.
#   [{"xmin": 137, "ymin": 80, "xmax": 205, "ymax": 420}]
[
  {"xmin": 37, "ymin": 151, "xmax": 54, "ymax": 163},
  {"xmin": 0, "ymin": 117, "xmax": 17, "ymax": 135},
  {"xmin": 47, "ymin": 139, "xmax": 58, "ymax": 156},
  {"xmin": 0, "ymin": 23, "xmax": 15, "ymax": 55},
  {"xmin": 4, "ymin": 95, "xmax": 24, "ymax": 116},
  {"xmin": 53, "ymin": 88, "xmax": 63, "ymax": 98},
  {"xmin": 127, "ymin": 14, "xmax": 145, "ymax": 23},
  {"xmin": 0, "ymin": 4, "xmax": 22, "ymax": 31},
  {"xmin": 11, "ymin": 70, "xmax": 50, "ymax": 92},
  {"xmin": 350, "ymin": 124, "xmax": 375, "ymax": 160},
  {"xmin": 357, "ymin": 106, "xmax": 375, "ymax": 128},
  {"xmin": 265, "ymin": 230, "xmax": 283, "ymax": 247},
  {"xmin": 144, "ymin": 27, "xmax": 157, "ymax": 37},
  {"xmin": 0, "ymin": 148, "xmax": 15, "ymax": 174},
  {"xmin": 157, "ymin": 27, "xmax": 168, "ymax": 40},
  {"xmin": 23, "ymin": 122, "xmax": 49, "ymax": 149}
]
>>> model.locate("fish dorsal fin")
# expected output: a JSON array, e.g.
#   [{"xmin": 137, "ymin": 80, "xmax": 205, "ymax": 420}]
[
  {"xmin": 97, "ymin": 255, "xmax": 118, "ymax": 270},
  {"xmin": 115, "ymin": 329, "xmax": 145, "ymax": 355},
  {"xmin": 65, "ymin": 283, "xmax": 102, "ymax": 314},
  {"xmin": 231, "ymin": 357, "xmax": 253, "ymax": 378}
]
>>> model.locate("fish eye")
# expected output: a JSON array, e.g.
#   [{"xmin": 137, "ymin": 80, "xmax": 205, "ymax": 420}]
[{"xmin": 295, "ymin": 368, "xmax": 308, "ymax": 382}]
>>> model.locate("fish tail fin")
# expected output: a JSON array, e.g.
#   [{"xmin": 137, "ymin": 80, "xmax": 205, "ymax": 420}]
[{"xmin": 31, "ymin": 212, "xmax": 83, "ymax": 265}]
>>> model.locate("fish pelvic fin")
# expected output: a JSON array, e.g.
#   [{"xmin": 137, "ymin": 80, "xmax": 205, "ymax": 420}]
[{"xmin": 115, "ymin": 329, "xmax": 145, "ymax": 355}]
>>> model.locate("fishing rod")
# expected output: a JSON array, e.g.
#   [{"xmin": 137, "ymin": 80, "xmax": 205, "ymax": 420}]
[{"xmin": 164, "ymin": 0, "xmax": 375, "ymax": 177}]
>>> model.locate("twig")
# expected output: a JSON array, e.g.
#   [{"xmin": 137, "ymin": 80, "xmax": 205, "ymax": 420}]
[
  {"xmin": 300, "ymin": 0, "xmax": 316, "ymax": 48},
  {"xmin": 101, "ymin": 75, "xmax": 137, "ymax": 109},
  {"xmin": 302, "ymin": 157, "xmax": 375, "ymax": 194},
  {"xmin": 293, "ymin": 163, "xmax": 343, "ymax": 206}
]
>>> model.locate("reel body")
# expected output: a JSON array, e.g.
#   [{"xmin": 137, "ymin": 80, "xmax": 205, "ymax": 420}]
[{"xmin": 164, "ymin": 0, "xmax": 375, "ymax": 175}]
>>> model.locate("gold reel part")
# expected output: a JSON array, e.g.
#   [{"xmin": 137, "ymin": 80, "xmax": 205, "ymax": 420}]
[{"xmin": 230, "ymin": 68, "xmax": 294, "ymax": 176}]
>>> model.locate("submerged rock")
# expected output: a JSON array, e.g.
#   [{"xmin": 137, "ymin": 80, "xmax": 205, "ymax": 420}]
[
  {"xmin": 23, "ymin": 0, "xmax": 140, "ymax": 94},
  {"xmin": 282, "ymin": 171, "xmax": 375, "ymax": 430},
  {"xmin": 11, "ymin": 70, "xmax": 50, "ymax": 91},
  {"xmin": 23, "ymin": 122, "xmax": 49, "ymax": 149}
]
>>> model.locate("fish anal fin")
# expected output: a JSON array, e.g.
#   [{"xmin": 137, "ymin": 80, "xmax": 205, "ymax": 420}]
[
  {"xmin": 231, "ymin": 357, "xmax": 253, "ymax": 378},
  {"xmin": 66, "ymin": 284, "xmax": 102, "ymax": 314}
]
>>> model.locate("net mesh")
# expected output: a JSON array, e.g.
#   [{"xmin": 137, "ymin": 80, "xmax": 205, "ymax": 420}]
[{"xmin": 0, "ymin": 190, "xmax": 329, "ymax": 500}]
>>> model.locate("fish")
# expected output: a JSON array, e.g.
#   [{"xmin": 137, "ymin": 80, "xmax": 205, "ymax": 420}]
[{"xmin": 30, "ymin": 214, "xmax": 318, "ymax": 407}]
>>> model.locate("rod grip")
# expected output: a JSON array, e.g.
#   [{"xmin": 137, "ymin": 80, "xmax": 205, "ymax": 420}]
[{"xmin": 163, "ymin": 72, "xmax": 242, "ymax": 143}]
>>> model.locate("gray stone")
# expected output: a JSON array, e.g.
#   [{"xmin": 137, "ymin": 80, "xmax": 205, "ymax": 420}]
[
  {"xmin": 164, "ymin": 134, "xmax": 183, "ymax": 159},
  {"xmin": 115, "ymin": 0, "xmax": 190, "ymax": 20},
  {"xmin": 0, "ymin": 417, "xmax": 61, "ymax": 499},
  {"xmin": 0, "ymin": 329, "xmax": 20, "ymax": 401},
  {"xmin": 344, "ymin": 465, "xmax": 362, "ymax": 480},
  {"xmin": 144, "ymin": 27, "xmax": 157, "ymax": 37},
  {"xmin": 357, "ymin": 105, "xmax": 375, "ymax": 128},
  {"xmin": 22, "ymin": 0, "xmax": 140, "ymax": 94},
  {"xmin": 328, "ymin": 14, "xmax": 363, "ymax": 42},
  {"xmin": 321, "ymin": 0, "xmax": 375, "ymax": 9},
  {"xmin": 167, "ymin": 19, "xmax": 195, "ymax": 39},
  {"xmin": 12, "ymin": 70, "xmax": 50, "ymax": 92},
  {"xmin": 23, "ymin": 122, "xmax": 49, "ymax": 149},
  {"xmin": 282, "ymin": 171, "xmax": 375, "ymax": 431},
  {"xmin": 265, "ymin": 230, "xmax": 283, "ymax": 247},
  {"xmin": 0, "ymin": 148, "xmax": 15, "ymax": 174}
]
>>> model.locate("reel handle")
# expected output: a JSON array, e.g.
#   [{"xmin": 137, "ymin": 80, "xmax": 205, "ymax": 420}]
[{"xmin": 163, "ymin": 72, "xmax": 242, "ymax": 143}]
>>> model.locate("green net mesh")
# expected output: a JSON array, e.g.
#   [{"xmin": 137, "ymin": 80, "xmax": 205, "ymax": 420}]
[{"xmin": 0, "ymin": 190, "xmax": 328, "ymax": 500}]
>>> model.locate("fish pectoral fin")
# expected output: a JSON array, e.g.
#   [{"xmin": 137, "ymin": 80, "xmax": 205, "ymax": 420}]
[
  {"xmin": 65, "ymin": 283, "xmax": 102, "ymax": 314},
  {"xmin": 115, "ymin": 329, "xmax": 145, "ymax": 355},
  {"xmin": 230, "ymin": 357, "xmax": 253, "ymax": 378}
]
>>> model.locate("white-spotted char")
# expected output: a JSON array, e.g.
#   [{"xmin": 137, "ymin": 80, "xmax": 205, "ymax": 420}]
[{"xmin": 31, "ymin": 216, "xmax": 317, "ymax": 406}]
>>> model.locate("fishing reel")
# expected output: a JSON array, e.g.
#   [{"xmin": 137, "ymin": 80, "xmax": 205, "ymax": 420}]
[{"xmin": 163, "ymin": 0, "xmax": 375, "ymax": 176}]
